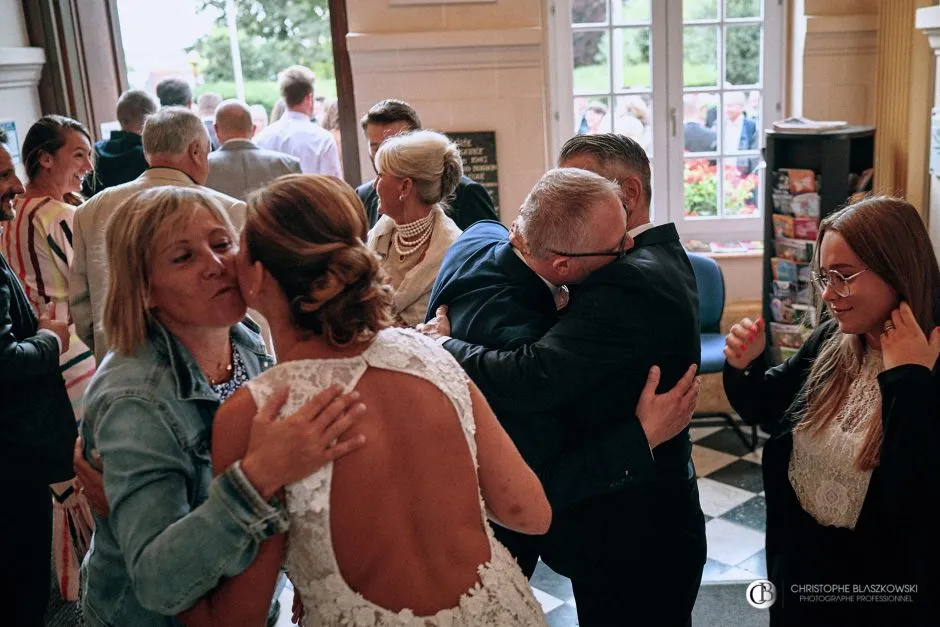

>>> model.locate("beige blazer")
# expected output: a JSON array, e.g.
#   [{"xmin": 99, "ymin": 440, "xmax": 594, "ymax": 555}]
[
  {"xmin": 69, "ymin": 168, "xmax": 248, "ymax": 362},
  {"xmin": 367, "ymin": 206, "xmax": 462, "ymax": 327}
]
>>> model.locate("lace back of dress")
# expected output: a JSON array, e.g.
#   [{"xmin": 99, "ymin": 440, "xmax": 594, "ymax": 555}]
[{"xmin": 245, "ymin": 329, "xmax": 546, "ymax": 626}]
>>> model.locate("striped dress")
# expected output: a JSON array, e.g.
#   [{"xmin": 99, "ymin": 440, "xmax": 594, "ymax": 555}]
[{"xmin": 1, "ymin": 195, "xmax": 96, "ymax": 420}]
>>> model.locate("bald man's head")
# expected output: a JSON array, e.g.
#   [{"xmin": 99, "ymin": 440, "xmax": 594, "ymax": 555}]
[{"xmin": 214, "ymin": 99, "xmax": 254, "ymax": 145}]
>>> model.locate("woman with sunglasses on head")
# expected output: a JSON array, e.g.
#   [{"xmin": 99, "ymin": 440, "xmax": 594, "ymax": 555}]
[{"xmin": 723, "ymin": 196, "xmax": 940, "ymax": 626}]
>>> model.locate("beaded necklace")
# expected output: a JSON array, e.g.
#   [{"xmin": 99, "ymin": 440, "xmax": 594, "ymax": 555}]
[{"xmin": 393, "ymin": 211, "xmax": 435, "ymax": 260}]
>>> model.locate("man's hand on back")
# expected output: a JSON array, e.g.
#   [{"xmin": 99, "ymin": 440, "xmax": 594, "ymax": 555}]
[
  {"xmin": 416, "ymin": 305, "xmax": 451, "ymax": 341},
  {"xmin": 636, "ymin": 364, "xmax": 700, "ymax": 449}
]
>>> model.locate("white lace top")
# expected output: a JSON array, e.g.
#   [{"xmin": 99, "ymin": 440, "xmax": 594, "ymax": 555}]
[
  {"xmin": 246, "ymin": 328, "xmax": 546, "ymax": 626},
  {"xmin": 788, "ymin": 348, "xmax": 883, "ymax": 529}
]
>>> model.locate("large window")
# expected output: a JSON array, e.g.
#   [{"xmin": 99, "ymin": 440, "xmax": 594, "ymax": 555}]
[{"xmin": 549, "ymin": 0, "xmax": 782, "ymax": 239}]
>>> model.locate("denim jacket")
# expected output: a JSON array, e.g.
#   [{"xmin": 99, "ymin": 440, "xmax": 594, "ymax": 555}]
[{"xmin": 81, "ymin": 319, "xmax": 276, "ymax": 627}]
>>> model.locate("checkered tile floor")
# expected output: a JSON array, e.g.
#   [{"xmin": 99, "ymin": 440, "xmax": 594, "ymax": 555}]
[
  {"xmin": 691, "ymin": 423, "xmax": 770, "ymax": 584},
  {"xmin": 275, "ymin": 424, "xmax": 769, "ymax": 626}
]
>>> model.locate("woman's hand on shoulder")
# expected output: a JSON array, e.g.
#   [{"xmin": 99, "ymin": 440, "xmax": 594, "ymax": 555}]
[
  {"xmin": 881, "ymin": 302, "xmax": 940, "ymax": 371},
  {"xmin": 724, "ymin": 317, "xmax": 766, "ymax": 370},
  {"xmin": 239, "ymin": 385, "xmax": 368, "ymax": 499}
]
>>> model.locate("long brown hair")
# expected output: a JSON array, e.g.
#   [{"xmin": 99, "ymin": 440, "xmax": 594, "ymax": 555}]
[
  {"xmin": 21, "ymin": 115, "xmax": 91, "ymax": 205},
  {"xmin": 799, "ymin": 196, "xmax": 940, "ymax": 469},
  {"xmin": 244, "ymin": 175, "xmax": 394, "ymax": 346}
]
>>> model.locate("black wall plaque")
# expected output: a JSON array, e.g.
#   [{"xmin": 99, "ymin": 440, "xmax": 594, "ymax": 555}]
[{"xmin": 446, "ymin": 131, "xmax": 499, "ymax": 214}]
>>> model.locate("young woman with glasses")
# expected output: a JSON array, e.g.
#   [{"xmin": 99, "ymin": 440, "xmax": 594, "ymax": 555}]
[{"xmin": 722, "ymin": 196, "xmax": 939, "ymax": 626}]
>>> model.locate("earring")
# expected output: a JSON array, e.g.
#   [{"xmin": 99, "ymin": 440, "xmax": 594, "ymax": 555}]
[{"xmin": 398, "ymin": 195, "xmax": 405, "ymax": 202}]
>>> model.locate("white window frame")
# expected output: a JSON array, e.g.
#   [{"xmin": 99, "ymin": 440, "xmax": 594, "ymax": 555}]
[{"xmin": 546, "ymin": 0, "xmax": 785, "ymax": 241}]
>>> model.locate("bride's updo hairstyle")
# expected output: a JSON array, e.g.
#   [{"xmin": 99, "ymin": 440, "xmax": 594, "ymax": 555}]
[{"xmin": 244, "ymin": 174, "xmax": 395, "ymax": 345}]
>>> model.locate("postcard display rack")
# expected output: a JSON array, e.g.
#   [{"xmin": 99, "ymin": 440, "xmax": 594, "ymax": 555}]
[{"xmin": 762, "ymin": 126, "xmax": 875, "ymax": 363}]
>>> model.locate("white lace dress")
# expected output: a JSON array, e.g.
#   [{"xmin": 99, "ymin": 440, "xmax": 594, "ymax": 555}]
[{"xmin": 245, "ymin": 328, "xmax": 546, "ymax": 626}]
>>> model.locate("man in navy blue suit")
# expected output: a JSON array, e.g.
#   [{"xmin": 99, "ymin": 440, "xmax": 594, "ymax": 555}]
[
  {"xmin": 724, "ymin": 92, "xmax": 758, "ymax": 174},
  {"xmin": 424, "ymin": 166, "xmax": 700, "ymax": 584},
  {"xmin": 422, "ymin": 135, "xmax": 706, "ymax": 626}
]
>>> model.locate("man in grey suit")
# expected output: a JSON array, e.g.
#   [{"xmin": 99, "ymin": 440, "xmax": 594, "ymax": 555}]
[{"xmin": 206, "ymin": 99, "xmax": 302, "ymax": 201}]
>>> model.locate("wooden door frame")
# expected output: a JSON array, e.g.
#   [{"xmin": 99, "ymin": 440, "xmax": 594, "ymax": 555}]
[
  {"xmin": 21, "ymin": 0, "xmax": 129, "ymax": 141},
  {"xmin": 328, "ymin": 0, "xmax": 361, "ymax": 188}
]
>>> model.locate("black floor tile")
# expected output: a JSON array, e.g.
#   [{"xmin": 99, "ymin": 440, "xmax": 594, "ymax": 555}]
[
  {"xmin": 545, "ymin": 601, "xmax": 579, "ymax": 627},
  {"xmin": 721, "ymin": 495, "xmax": 767, "ymax": 533},
  {"xmin": 705, "ymin": 459, "xmax": 764, "ymax": 493},
  {"xmin": 531, "ymin": 561, "xmax": 575, "ymax": 603},
  {"xmin": 736, "ymin": 549, "xmax": 768, "ymax": 578},
  {"xmin": 695, "ymin": 427, "xmax": 758, "ymax": 457}
]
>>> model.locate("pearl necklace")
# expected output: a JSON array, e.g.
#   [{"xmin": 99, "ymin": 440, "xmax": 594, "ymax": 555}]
[{"xmin": 393, "ymin": 211, "xmax": 435, "ymax": 260}]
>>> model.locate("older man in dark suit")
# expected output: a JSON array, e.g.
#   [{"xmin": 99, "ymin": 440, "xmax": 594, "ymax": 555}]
[
  {"xmin": 423, "ymin": 134, "xmax": 706, "ymax": 626},
  {"xmin": 0, "ymin": 130, "xmax": 76, "ymax": 626}
]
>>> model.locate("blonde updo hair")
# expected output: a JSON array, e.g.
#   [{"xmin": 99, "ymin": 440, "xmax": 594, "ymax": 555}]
[
  {"xmin": 374, "ymin": 130, "xmax": 463, "ymax": 209},
  {"xmin": 245, "ymin": 175, "xmax": 395, "ymax": 346}
]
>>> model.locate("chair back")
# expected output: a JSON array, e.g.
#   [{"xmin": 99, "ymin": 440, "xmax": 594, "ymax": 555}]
[{"xmin": 688, "ymin": 252, "xmax": 725, "ymax": 334}]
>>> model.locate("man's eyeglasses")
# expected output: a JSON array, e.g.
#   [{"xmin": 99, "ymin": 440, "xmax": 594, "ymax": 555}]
[
  {"xmin": 811, "ymin": 268, "xmax": 868, "ymax": 298},
  {"xmin": 546, "ymin": 225, "xmax": 629, "ymax": 260}
]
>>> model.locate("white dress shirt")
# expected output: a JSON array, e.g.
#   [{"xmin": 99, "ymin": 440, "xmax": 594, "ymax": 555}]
[
  {"xmin": 724, "ymin": 115, "xmax": 744, "ymax": 153},
  {"xmin": 628, "ymin": 222, "xmax": 656, "ymax": 239},
  {"xmin": 254, "ymin": 111, "xmax": 341, "ymax": 176}
]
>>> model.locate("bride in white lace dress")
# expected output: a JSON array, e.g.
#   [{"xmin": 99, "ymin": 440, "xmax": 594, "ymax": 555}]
[{"xmin": 203, "ymin": 174, "xmax": 550, "ymax": 627}]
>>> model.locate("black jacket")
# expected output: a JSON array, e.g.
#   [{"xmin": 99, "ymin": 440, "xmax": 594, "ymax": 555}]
[
  {"xmin": 357, "ymin": 175, "xmax": 498, "ymax": 230},
  {"xmin": 82, "ymin": 131, "xmax": 149, "ymax": 198},
  {"xmin": 443, "ymin": 224, "xmax": 705, "ymax": 578},
  {"xmin": 724, "ymin": 320, "xmax": 940, "ymax": 626},
  {"xmin": 0, "ymin": 251, "xmax": 76, "ymax": 483}
]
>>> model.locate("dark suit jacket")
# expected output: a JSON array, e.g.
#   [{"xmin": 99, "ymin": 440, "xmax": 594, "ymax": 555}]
[
  {"xmin": 425, "ymin": 221, "xmax": 563, "ymax": 471},
  {"xmin": 0, "ymin": 251, "xmax": 76, "ymax": 483},
  {"xmin": 82, "ymin": 131, "xmax": 149, "ymax": 198},
  {"xmin": 357, "ymin": 175, "xmax": 498, "ymax": 230},
  {"xmin": 443, "ymin": 224, "xmax": 705, "ymax": 578},
  {"xmin": 725, "ymin": 321, "xmax": 940, "ymax": 626},
  {"xmin": 684, "ymin": 121, "xmax": 717, "ymax": 153},
  {"xmin": 739, "ymin": 117, "xmax": 758, "ymax": 150}
]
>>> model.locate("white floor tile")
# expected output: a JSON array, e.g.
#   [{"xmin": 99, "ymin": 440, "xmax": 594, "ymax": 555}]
[
  {"xmin": 276, "ymin": 585, "xmax": 298, "ymax": 626},
  {"xmin": 690, "ymin": 426, "xmax": 723, "ymax": 442},
  {"xmin": 697, "ymin": 477, "xmax": 757, "ymax": 517},
  {"xmin": 716, "ymin": 566, "xmax": 763, "ymax": 582},
  {"xmin": 692, "ymin": 444, "xmax": 738, "ymax": 477},
  {"xmin": 532, "ymin": 587, "xmax": 565, "ymax": 614},
  {"xmin": 705, "ymin": 518, "xmax": 766, "ymax": 567},
  {"xmin": 742, "ymin": 447, "xmax": 764, "ymax": 464}
]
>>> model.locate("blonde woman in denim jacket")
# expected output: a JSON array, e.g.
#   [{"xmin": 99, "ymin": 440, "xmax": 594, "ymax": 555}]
[{"xmin": 80, "ymin": 186, "xmax": 366, "ymax": 627}]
